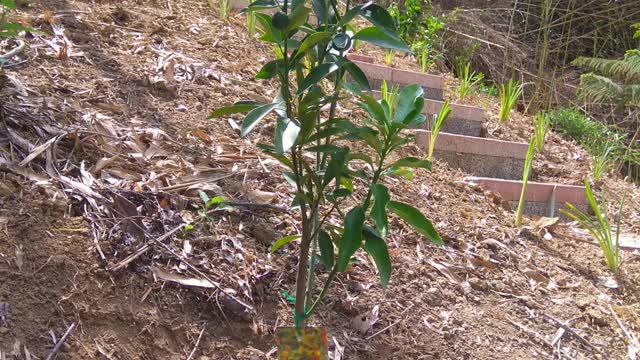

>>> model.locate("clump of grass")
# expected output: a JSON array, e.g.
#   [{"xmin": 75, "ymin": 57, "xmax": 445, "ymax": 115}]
[
  {"xmin": 428, "ymin": 101, "xmax": 452, "ymax": 162},
  {"xmin": 498, "ymin": 78, "xmax": 523, "ymax": 122},
  {"xmin": 385, "ymin": 50, "xmax": 394, "ymax": 66},
  {"xmin": 560, "ymin": 181, "xmax": 626, "ymax": 276},
  {"xmin": 533, "ymin": 112, "xmax": 550, "ymax": 152},
  {"xmin": 457, "ymin": 62, "xmax": 484, "ymax": 101},
  {"xmin": 247, "ymin": 11, "xmax": 257, "ymax": 38},
  {"xmin": 381, "ymin": 80, "xmax": 399, "ymax": 116},
  {"xmin": 592, "ymin": 144, "xmax": 616, "ymax": 181},
  {"xmin": 220, "ymin": 0, "xmax": 231, "ymax": 20},
  {"xmin": 515, "ymin": 139, "xmax": 537, "ymax": 226}
]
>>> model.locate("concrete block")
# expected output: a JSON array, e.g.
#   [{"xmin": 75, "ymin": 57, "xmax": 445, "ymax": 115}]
[
  {"xmin": 415, "ymin": 130, "xmax": 528, "ymax": 179},
  {"xmin": 423, "ymin": 100, "xmax": 483, "ymax": 137},
  {"xmin": 350, "ymin": 60, "xmax": 444, "ymax": 100},
  {"xmin": 464, "ymin": 177, "xmax": 590, "ymax": 218}
]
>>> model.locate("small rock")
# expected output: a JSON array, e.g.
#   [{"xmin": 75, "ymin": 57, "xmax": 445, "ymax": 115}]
[
  {"xmin": 425, "ymin": 287, "xmax": 442, "ymax": 306},
  {"xmin": 468, "ymin": 277, "xmax": 487, "ymax": 291}
]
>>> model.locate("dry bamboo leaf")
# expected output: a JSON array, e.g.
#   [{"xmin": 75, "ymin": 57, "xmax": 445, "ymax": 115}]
[
  {"xmin": 151, "ymin": 265, "xmax": 220, "ymax": 289},
  {"xmin": 18, "ymin": 135, "xmax": 60, "ymax": 167}
]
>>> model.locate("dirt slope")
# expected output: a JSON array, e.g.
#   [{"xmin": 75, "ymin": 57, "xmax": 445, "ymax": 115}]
[{"xmin": 1, "ymin": 0, "xmax": 639, "ymax": 359}]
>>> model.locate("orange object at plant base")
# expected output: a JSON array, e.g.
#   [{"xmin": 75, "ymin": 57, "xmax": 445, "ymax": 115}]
[{"xmin": 278, "ymin": 327, "xmax": 329, "ymax": 360}]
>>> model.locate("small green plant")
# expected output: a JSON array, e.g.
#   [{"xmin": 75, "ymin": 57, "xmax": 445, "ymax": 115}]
[
  {"xmin": 381, "ymin": 80, "xmax": 399, "ymax": 115},
  {"xmin": 1, "ymin": 0, "xmax": 34, "ymax": 38},
  {"xmin": 515, "ymin": 139, "xmax": 537, "ymax": 226},
  {"xmin": 560, "ymin": 181, "xmax": 626, "ymax": 275},
  {"xmin": 592, "ymin": 144, "xmax": 616, "ymax": 181},
  {"xmin": 457, "ymin": 62, "xmax": 484, "ymax": 101},
  {"xmin": 533, "ymin": 112, "xmax": 549, "ymax": 152},
  {"xmin": 219, "ymin": 0, "xmax": 231, "ymax": 20},
  {"xmin": 498, "ymin": 78, "xmax": 523, "ymax": 122},
  {"xmin": 385, "ymin": 50, "xmax": 394, "ymax": 66},
  {"xmin": 418, "ymin": 47, "xmax": 430, "ymax": 73},
  {"xmin": 210, "ymin": 1, "xmax": 440, "ymax": 328},
  {"xmin": 428, "ymin": 101, "xmax": 451, "ymax": 162},
  {"xmin": 247, "ymin": 11, "xmax": 257, "ymax": 38}
]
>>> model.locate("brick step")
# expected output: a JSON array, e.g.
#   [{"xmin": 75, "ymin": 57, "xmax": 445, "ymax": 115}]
[
  {"xmin": 463, "ymin": 177, "xmax": 589, "ymax": 217},
  {"xmin": 414, "ymin": 131, "xmax": 528, "ymax": 180},
  {"xmin": 350, "ymin": 60, "xmax": 444, "ymax": 100}
]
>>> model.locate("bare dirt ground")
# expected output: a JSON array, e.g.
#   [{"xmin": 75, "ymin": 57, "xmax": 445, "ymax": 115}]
[{"xmin": 1, "ymin": 0, "xmax": 640, "ymax": 359}]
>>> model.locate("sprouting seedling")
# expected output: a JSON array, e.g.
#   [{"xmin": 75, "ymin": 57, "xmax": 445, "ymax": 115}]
[
  {"xmin": 457, "ymin": 62, "xmax": 484, "ymax": 101},
  {"xmin": 560, "ymin": 181, "xmax": 626, "ymax": 275},
  {"xmin": 592, "ymin": 144, "xmax": 616, "ymax": 181},
  {"xmin": 385, "ymin": 49, "xmax": 394, "ymax": 66},
  {"xmin": 381, "ymin": 80, "xmax": 399, "ymax": 117},
  {"xmin": 515, "ymin": 139, "xmax": 537, "ymax": 226},
  {"xmin": 220, "ymin": 0, "xmax": 231, "ymax": 20},
  {"xmin": 533, "ymin": 112, "xmax": 550, "ymax": 152},
  {"xmin": 247, "ymin": 11, "xmax": 257, "ymax": 38},
  {"xmin": 499, "ymin": 78, "xmax": 523, "ymax": 122},
  {"xmin": 420, "ymin": 48, "xmax": 429, "ymax": 73},
  {"xmin": 428, "ymin": 101, "xmax": 452, "ymax": 162}
]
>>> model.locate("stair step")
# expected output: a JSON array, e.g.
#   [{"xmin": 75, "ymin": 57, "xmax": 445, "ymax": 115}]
[
  {"xmin": 350, "ymin": 60, "xmax": 444, "ymax": 100},
  {"xmin": 415, "ymin": 131, "xmax": 528, "ymax": 180},
  {"xmin": 463, "ymin": 177, "xmax": 588, "ymax": 217}
]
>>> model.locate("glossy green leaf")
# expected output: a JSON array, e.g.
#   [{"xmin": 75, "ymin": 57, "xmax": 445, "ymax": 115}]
[
  {"xmin": 360, "ymin": 94, "xmax": 388, "ymax": 128},
  {"xmin": 255, "ymin": 13, "xmax": 282, "ymax": 43},
  {"xmin": 296, "ymin": 31, "xmax": 332, "ymax": 59},
  {"xmin": 312, "ymin": 0, "xmax": 328, "ymax": 24},
  {"xmin": 343, "ymin": 61, "xmax": 371, "ymax": 93},
  {"xmin": 287, "ymin": 5, "xmax": 310, "ymax": 31},
  {"xmin": 336, "ymin": 207, "xmax": 366, "ymax": 272},
  {"xmin": 256, "ymin": 60, "xmax": 285, "ymax": 79},
  {"xmin": 323, "ymin": 148, "xmax": 348, "ymax": 187},
  {"xmin": 338, "ymin": 4, "xmax": 365, "ymax": 27},
  {"xmin": 318, "ymin": 230, "xmax": 334, "ymax": 269},
  {"xmin": 271, "ymin": 235, "xmax": 302, "ymax": 253},
  {"xmin": 360, "ymin": 4, "xmax": 398, "ymax": 39},
  {"xmin": 354, "ymin": 27, "xmax": 412, "ymax": 54},
  {"xmin": 241, "ymin": 102, "xmax": 281, "ymax": 137},
  {"xmin": 363, "ymin": 226, "xmax": 392, "ymax": 288},
  {"xmin": 393, "ymin": 85, "xmax": 423, "ymax": 123},
  {"xmin": 275, "ymin": 117, "xmax": 301, "ymax": 154},
  {"xmin": 198, "ymin": 190, "xmax": 209, "ymax": 205},
  {"xmin": 298, "ymin": 63, "xmax": 339, "ymax": 95},
  {"xmin": 387, "ymin": 157, "xmax": 431, "ymax": 170},
  {"xmin": 388, "ymin": 201, "xmax": 442, "ymax": 245},
  {"xmin": 1, "ymin": 0, "xmax": 16, "ymax": 10},
  {"xmin": 208, "ymin": 101, "xmax": 262, "ymax": 118},
  {"xmin": 383, "ymin": 166, "xmax": 414, "ymax": 180},
  {"xmin": 371, "ymin": 184, "xmax": 390, "ymax": 237}
]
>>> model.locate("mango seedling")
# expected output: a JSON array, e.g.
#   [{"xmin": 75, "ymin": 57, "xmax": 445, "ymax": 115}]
[{"xmin": 210, "ymin": 0, "xmax": 441, "ymax": 327}]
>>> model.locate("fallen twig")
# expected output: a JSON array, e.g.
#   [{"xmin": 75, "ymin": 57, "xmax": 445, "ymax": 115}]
[
  {"xmin": 107, "ymin": 224, "xmax": 183, "ymax": 271},
  {"xmin": 0, "ymin": 40, "xmax": 27, "ymax": 61},
  {"xmin": 541, "ymin": 313, "xmax": 600, "ymax": 354},
  {"xmin": 187, "ymin": 323, "xmax": 207, "ymax": 360},
  {"xmin": 46, "ymin": 322, "xmax": 76, "ymax": 360},
  {"xmin": 216, "ymin": 201, "xmax": 290, "ymax": 213},
  {"xmin": 365, "ymin": 303, "xmax": 415, "ymax": 340},
  {"xmin": 507, "ymin": 318, "xmax": 575, "ymax": 360}
]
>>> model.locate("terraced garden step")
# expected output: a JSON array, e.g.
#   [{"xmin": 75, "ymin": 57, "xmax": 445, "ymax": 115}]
[
  {"xmin": 414, "ymin": 131, "xmax": 528, "ymax": 180},
  {"xmin": 464, "ymin": 177, "xmax": 589, "ymax": 217},
  {"xmin": 350, "ymin": 60, "xmax": 445, "ymax": 100},
  {"xmin": 371, "ymin": 91, "xmax": 484, "ymax": 137}
]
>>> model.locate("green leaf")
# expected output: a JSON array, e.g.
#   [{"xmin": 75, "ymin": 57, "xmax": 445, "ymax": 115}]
[
  {"xmin": 305, "ymin": 144, "xmax": 343, "ymax": 153},
  {"xmin": 387, "ymin": 157, "xmax": 431, "ymax": 170},
  {"xmin": 198, "ymin": 190, "xmax": 210, "ymax": 205},
  {"xmin": 362, "ymin": 226, "xmax": 392, "ymax": 289},
  {"xmin": 343, "ymin": 61, "xmax": 371, "ymax": 93},
  {"xmin": 338, "ymin": 5, "xmax": 364, "ymax": 27},
  {"xmin": 360, "ymin": 95, "xmax": 388, "ymax": 128},
  {"xmin": 184, "ymin": 224, "xmax": 194, "ymax": 233},
  {"xmin": 274, "ymin": 117, "xmax": 301, "ymax": 154},
  {"xmin": 388, "ymin": 201, "xmax": 442, "ymax": 245},
  {"xmin": 287, "ymin": 5, "xmax": 310, "ymax": 31},
  {"xmin": 296, "ymin": 31, "xmax": 332, "ymax": 59},
  {"xmin": 318, "ymin": 230, "xmax": 334, "ymax": 269},
  {"xmin": 271, "ymin": 235, "xmax": 302, "ymax": 253},
  {"xmin": 208, "ymin": 101, "xmax": 262, "ymax": 118},
  {"xmin": 298, "ymin": 63, "xmax": 339, "ymax": 95},
  {"xmin": 360, "ymin": 4, "xmax": 398, "ymax": 39},
  {"xmin": 323, "ymin": 148, "xmax": 348, "ymax": 187},
  {"xmin": 255, "ymin": 13, "xmax": 282, "ymax": 43},
  {"xmin": 256, "ymin": 60, "xmax": 285, "ymax": 80},
  {"xmin": 354, "ymin": 27, "xmax": 412, "ymax": 54},
  {"xmin": 393, "ymin": 85, "xmax": 424, "ymax": 123},
  {"xmin": 241, "ymin": 102, "xmax": 281, "ymax": 137},
  {"xmin": 383, "ymin": 166, "xmax": 414, "ymax": 180},
  {"xmin": 336, "ymin": 207, "xmax": 366, "ymax": 272},
  {"xmin": 280, "ymin": 289, "xmax": 296, "ymax": 303},
  {"xmin": 371, "ymin": 184, "xmax": 390, "ymax": 237},
  {"xmin": 312, "ymin": 0, "xmax": 328, "ymax": 24},
  {"xmin": 206, "ymin": 196, "xmax": 226, "ymax": 209},
  {"xmin": 1, "ymin": 0, "xmax": 16, "ymax": 10}
]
